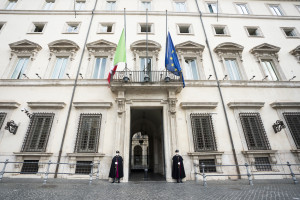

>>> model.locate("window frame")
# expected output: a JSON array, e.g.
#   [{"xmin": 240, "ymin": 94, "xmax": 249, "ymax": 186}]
[
  {"xmin": 177, "ymin": 24, "xmax": 193, "ymax": 35},
  {"xmin": 51, "ymin": 56, "xmax": 69, "ymax": 79},
  {"xmin": 212, "ymin": 25, "xmax": 230, "ymax": 37},
  {"xmin": 106, "ymin": 1, "xmax": 116, "ymax": 11},
  {"xmin": 5, "ymin": 0, "xmax": 17, "ymax": 10},
  {"xmin": 28, "ymin": 22, "xmax": 47, "ymax": 34},
  {"xmin": 224, "ymin": 58, "xmax": 242, "ymax": 81},
  {"xmin": 235, "ymin": 3, "xmax": 250, "ymax": 14},
  {"xmin": 173, "ymin": 1, "xmax": 187, "ymax": 12},
  {"xmin": 260, "ymin": 60, "xmax": 279, "ymax": 81},
  {"xmin": 138, "ymin": 23, "xmax": 154, "ymax": 34},
  {"xmin": 93, "ymin": 57, "xmax": 108, "ymax": 79},
  {"xmin": 11, "ymin": 57, "xmax": 30, "ymax": 79},
  {"xmin": 184, "ymin": 58, "xmax": 200, "ymax": 80},
  {"xmin": 268, "ymin": 4, "xmax": 284, "ymax": 16},
  {"xmin": 97, "ymin": 23, "xmax": 115, "ymax": 34},
  {"xmin": 244, "ymin": 26, "xmax": 263, "ymax": 37},
  {"xmin": 63, "ymin": 22, "xmax": 81, "ymax": 34},
  {"xmin": 206, "ymin": 2, "xmax": 218, "ymax": 13},
  {"xmin": 280, "ymin": 27, "xmax": 300, "ymax": 39}
]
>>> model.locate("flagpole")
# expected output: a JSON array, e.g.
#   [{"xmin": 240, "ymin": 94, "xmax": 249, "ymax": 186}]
[
  {"xmin": 165, "ymin": 10, "xmax": 168, "ymax": 76},
  {"xmin": 217, "ymin": 0, "xmax": 219, "ymax": 22},
  {"xmin": 146, "ymin": 8, "xmax": 148, "ymax": 73},
  {"xmin": 124, "ymin": 8, "xmax": 127, "ymax": 72}
]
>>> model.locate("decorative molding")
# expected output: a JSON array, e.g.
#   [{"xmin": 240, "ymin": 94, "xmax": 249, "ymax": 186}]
[
  {"xmin": 0, "ymin": 102, "xmax": 20, "ymax": 109},
  {"xmin": 86, "ymin": 39, "xmax": 116, "ymax": 60},
  {"xmin": 9, "ymin": 39, "xmax": 42, "ymax": 60},
  {"xmin": 187, "ymin": 151, "xmax": 224, "ymax": 156},
  {"xmin": 67, "ymin": 153, "xmax": 105, "ymax": 168},
  {"xmin": 13, "ymin": 152, "xmax": 53, "ymax": 157},
  {"xmin": 188, "ymin": 151, "xmax": 224, "ymax": 173},
  {"xmin": 291, "ymin": 150, "xmax": 300, "ymax": 162},
  {"xmin": 175, "ymin": 41, "xmax": 205, "ymax": 60},
  {"xmin": 180, "ymin": 102, "xmax": 218, "ymax": 109},
  {"xmin": 250, "ymin": 43, "xmax": 280, "ymax": 62},
  {"xmin": 73, "ymin": 102, "xmax": 112, "ymax": 108},
  {"xmin": 27, "ymin": 102, "xmax": 66, "ymax": 109},
  {"xmin": 67, "ymin": 153, "xmax": 105, "ymax": 157},
  {"xmin": 130, "ymin": 40, "xmax": 161, "ymax": 52},
  {"xmin": 48, "ymin": 39, "xmax": 79, "ymax": 61},
  {"xmin": 290, "ymin": 45, "xmax": 300, "ymax": 63},
  {"xmin": 227, "ymin": 102, "xmax": 265, "ymax": 109},
  {"xmin": 270, "ymin": 102, "xmax": 300, "ymax": 109},
  {"xmin": 214, "ymin": 42, "xmax": 244, "ymax": 61}
]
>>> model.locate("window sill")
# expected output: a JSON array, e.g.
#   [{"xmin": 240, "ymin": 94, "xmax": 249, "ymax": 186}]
[
  {"xmin": 214, "ymin": 34, "xmax": 231, "ymax": 37},
  {"xmin": 247, "ymin": 35, "xmax": 264, "ymax": 38},
  {"xmin": 138, "ymin": 32, "xmax": 155, "ymax": 35},
  {"xmin": 178, "ymin": 33, "xmax": 194, "ymax": 35},
  {"xmin": 27, "ymin": 32, "xmax": 44, "ymax": 34},
  {"xmin": 285, "ymin": 36, "xmax": 300, "ymax": 39},
  {"xmin": 62, "ymin": 32, "xmax": 79, "ymax": 34},
  {"xmin": 97, "ymin": 32, "xmax": 114, "ymax": 34}
]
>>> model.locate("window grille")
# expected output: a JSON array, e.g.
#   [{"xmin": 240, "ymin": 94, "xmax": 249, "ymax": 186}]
[
  {"xmin": 254, "ymin": 157, "xmax": 272, "ymax": 171},
  {"xmin": 199, "ymin": 159, "xmax": 217, "ymax": 173},
  {"xmin": 190, "ymin": 113, "xmax": 217, "ymax": 151},
  {"xmin": 75, "ymin": 161, "xmax": 92, "ymax": 174},
  {"xmin": 283, "ymin": 112, "xmax": 300, "ymax": 149},
  {"xmin": 22, "ymin": 113, "xmax": 55, "ymax": 152},
  {"xmin": 75, "ymin": 114, "xmax": 102, "ymax": 153},
  {"xmin": 239, "ymin": 113, "xmax": 271, "ymax": 150},
  {"xmin": 21, "ymin": 160, "xmax": 39, "ymax": 174},
  {"xmin": 0, "ymin": 112, "xmax": 7, "ymax": 130}
]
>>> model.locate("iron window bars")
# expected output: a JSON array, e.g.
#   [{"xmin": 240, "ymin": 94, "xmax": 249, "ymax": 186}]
[
  {"xmin": 199, "ymin": 159, "xmax": 217, "ymax": 173},
  {"xmin": 254, "ymin": 157, "xmax": 272, "ymax": 171},
  {"xmin": 283, "ymin": 112, "xmax": 300, "ymax": 149},
  {"xmin": 239, "ymin": 113, "xmax": 271, "ymax": 150},
  {"xmin": 190, "ymin": 113, "xmax": 217, "ymax": 151},
  {"xmin": 0, "ymin": 112, "xmax": 7, "ymax": 130},
  {"xmin": 74, "ymin": 114, "xmax": 102, "ymax": 153},
  {"xmin": 21, "ymin": 160, "xmax": 39, "ymax": 174},
  {"xmin": 21, "ymin": 113, "xmax": 55, "ymax": 152},
  {"xmin": 75, "ymin": 161, "xmax": 93, "ymax": 174}
]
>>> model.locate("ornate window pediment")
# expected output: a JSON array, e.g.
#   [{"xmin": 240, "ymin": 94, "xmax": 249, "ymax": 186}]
[
  {"xmin": 9, "ymin": 39, "xmax": 42, "ymax": 60},
  {"xmin": 175, "ymin": 41, "xmax": 205, "ymax": 58},
  {"xmin": 290, "ymin": 45, "xmax": 300, "ymax": 63},
  {"xmin": 214, "ymin": 42, "xmax": 244, "ymax": 61},
  {"xmin": 130, "ymin": 40, "xmax": 161, "ymax": 52},
  {"xmin": 48, "ymin": 39, "xmax": 79, "ymax": 60},
  {"xmin": 86, "ymin": 39, "xmax": 116, "ymax": 59},
  {"xmin": 250, "ymin": 43, "xmax": 280, "ymax": 61}
]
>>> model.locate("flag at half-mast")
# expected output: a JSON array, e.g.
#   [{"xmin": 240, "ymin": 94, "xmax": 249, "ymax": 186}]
[{"xmin": 107, "ymin": 29, "xmax": 126, "ymax": 84}]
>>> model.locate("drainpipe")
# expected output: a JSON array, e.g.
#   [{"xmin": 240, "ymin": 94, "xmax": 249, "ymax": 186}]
[
  {"xmin": 54, "ymin": 0, "xmax": 98, "ymax": 178},
  {"xmin": 194, "ymin": 0, "xmax": 241, "ymax": 178}
]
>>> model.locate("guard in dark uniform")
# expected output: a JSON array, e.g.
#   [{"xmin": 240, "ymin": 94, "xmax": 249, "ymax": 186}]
[
  {"xmin": 172, "ymin": 149, "xmax": 186, "ymax": 183},
  {"xmin": 109, "ymin": 150, "xmax": 123, "ymax": 183}
]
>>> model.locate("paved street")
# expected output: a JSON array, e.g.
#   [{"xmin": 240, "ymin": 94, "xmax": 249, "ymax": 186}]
[{"xmin": 0, "ymin": 178, "xmax": 299, "ymax": 200}]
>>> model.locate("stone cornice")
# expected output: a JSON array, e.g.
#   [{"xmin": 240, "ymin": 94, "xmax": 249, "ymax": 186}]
[
  {"xmin": 228, "ymin": 102, "xmax": 265, "ymax": 109},
  {"xmin": 241, "ymin": 150, "xmax": 277, "ymax": 155},
  {"xmin": 180, "ymin": 102, "xmax": 218, "ymax": 109},
  {"xmin": 73, "ymin": 102, "xmax": 112, "ymax": 108},
  {"xmin": 0, "ymin": 102, "xmax": 20, "ymax": 109},
  {"xmin": 270, "ymin": 102, "xmax": 300, "ymax": 108},
  {"xmin": 110, "ymin": 82, "xmax": 183, "ymax": 93},
  {"xmin": 27, "ymin": 102, "xmax": 66, "ymax": 109},
  {"xmin": 187, "ymin": 151, "xmax": 224, "ymax": 157},
  {"xmin": 13, "ymin": 152, "xmax": 53, "ymax": 157},
  {"xmin": 67, "ymin": 153, "xmax": 106, "ymax": 157}
]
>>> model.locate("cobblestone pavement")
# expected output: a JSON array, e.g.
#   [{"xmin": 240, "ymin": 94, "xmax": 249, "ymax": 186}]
[{"xmin": 0, "ymin": 178, "xmax": 300, "ymax": 200}]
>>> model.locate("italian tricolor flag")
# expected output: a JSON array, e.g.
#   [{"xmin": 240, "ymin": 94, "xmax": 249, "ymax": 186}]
[{"xmin": 107, "ymin": 29, "xmax": 126, "ymax": 84}]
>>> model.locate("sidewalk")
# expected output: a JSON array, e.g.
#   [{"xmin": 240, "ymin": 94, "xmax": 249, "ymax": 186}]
[{"xmin": 0, "ymin": 178, "xmax": 299, "ymax": 200}]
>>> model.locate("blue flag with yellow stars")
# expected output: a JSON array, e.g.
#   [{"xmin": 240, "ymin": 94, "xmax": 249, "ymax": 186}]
[{"xmin": 165, "ymin": 32, "xmax": 185, "ymax": 88}]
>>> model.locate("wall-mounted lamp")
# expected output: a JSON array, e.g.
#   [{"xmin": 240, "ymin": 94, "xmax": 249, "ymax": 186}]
[
  {"xmin": 79, "ymin": 73, "xmax": 83, "ymax": 79},
  {"xmin": 35, "ymin": 73, "xmax": 41, "ymax": 79},
  {"xmin": 23, "ymin": 74, "xmax": 29, "ymax": 79},
  {"xmin": 208, "ymin": 75, "xmax": 212, "ymax": 80},
  {"xmin": 289, "ymin": 76, "xmax": 296, "ymax": 81},
  {"xmin": 123, "ymin": 74, "xmax": 130, "ymax": 83},
  {"xmin": 164, "ymin": 75, "xmax": 170, "ymax": 82},
  {"xmin": 262, "ymin": 75, "xmax": 268, "ymax": 81},
  {"xmin": 273, "ymin": 120, "xmax": 286, "ymax": 133},
  {"xmin": 5, "ymin": 120, "xmax": 18, "ymax": 135},
  {"xmin": 66, "ymin": 73, "xmax": 71, "ymax": 79},
  {"xmin": 21, "ymin": 108, "xmax": 33, "ymax": 119},
  {"xmin": 223, "ymin": 75, "xmax": 227, "ymax": 80},
  {"xmin": 144, "ymin": 74, "xmax": 150, "ymax": 82},
  {"xmin": 250, "ymin": 75, "xmax": 255, "ymax": 81}
]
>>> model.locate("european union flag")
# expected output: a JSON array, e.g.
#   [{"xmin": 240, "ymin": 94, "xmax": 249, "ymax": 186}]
[{"xmin": 165, "ymin": 32, "xmax": 185, "ymax": 88}]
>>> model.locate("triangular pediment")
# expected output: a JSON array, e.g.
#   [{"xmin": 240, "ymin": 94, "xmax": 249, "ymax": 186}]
[
  {"xmin": 130, "ymin": 40, "xmax": 161, "ymax": 51},
  {"xmin": 48, "ymin": 40, "xmax": 79, "ymax": 51},
  {"xmin": 9, "ymin": 39, "xmax": 42, "ymax": 51},
  {"xmin": 214, "ymin": 42, "xmax": 244, "ymax": 53},
  {"xmin": 86, "ymin": 39, "xmax": 117, "ymax": 50},
  {"xmin": 250, "ymin": 43, "xmax": 280, "ymax": 54},
  {"xmin": 290, "ymin": 45, "xmax": 300, "ymax": 56},
  {"xmin": 175, "ymin": 41, "xmax": 205, "ymax": 51}
]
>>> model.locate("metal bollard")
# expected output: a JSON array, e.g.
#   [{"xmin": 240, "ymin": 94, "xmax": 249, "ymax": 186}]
[
  {"xmin": 201, "ymin": 163, "xmax": 207, "ymax": 187},
  {"xmin": 43, "ymin": 160, "xmax": 51, "ymax": 185},
  {"xmin": 287, "ymin": 162, "xmax": 298, "ymax": 184},
  {"xmin": 0, "ymin": 159, "xmax": 9, "ymax": 182},
  {"xmin": 245, "ymin": 163, "xmax": 253, "ymax": 186},
  {"xmin": 96, "ymin": 161, "xmax": 100, "ymax": 180},
  {"xmin": 144, "ymin": 168, "xmax": 148, "ymax": 180},
  {"xmin": 89, "ymin": 162, "xmax": 94, "ymax": 185}
]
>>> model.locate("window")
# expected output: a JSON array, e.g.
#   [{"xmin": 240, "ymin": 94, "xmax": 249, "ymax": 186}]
[
  {"xmin": 178, "ymin": 24, "xmax": 192, "ymax": 34},
  {"xmin": 75, "ymin": 114, "xmax": 102, "ymax": 153},
  {"xmin": 22, "ymin": 113, "xmax": 55, "ymax": 152},
  {"xmin": 174, "ymin": 2, "xmax": 186, "ymax": 12},
  {"xmin": 75, "ymin": 161, "xmax": 92, "ymax": 174},
  {"xmin": 254, "ymin": 157, "xmax": 272, "ymax": 171},
  {"xmin": 224, "ymin": 59, "xmax": 241, "ymax": 80},
  {"xmin": 245, "ymin": 27, "xmax": 263, "ymax": 37},
  {"xmin": 6, "ymin": 0, "xmax": 17, "ymax": 10},
  {"xmin": 296, "ymin": 5, "xmax": 300, "ymax": 13},
  {"xmin": 99, "ymin": 23, "xmax": 113, "ymax": 33},
  {"xmin": 213, "ymin": 26, "xmax": 229, "ymax": 36},
  {"xmin": 75, "ymin": 0, "xmax": 85, "ymax": 10},
  {"xmin": 141, "ymin": 1, "xmax": 151, "ymax": 11},
  {"xmin": 0, "ymin": 23, "xmax": 5, "ymax": 32},
  {"xmin": 207, "ymin": 3, "xmax": 217, "ymax": 13},
  {"xmin": 283, "ymin": 112, "xmax": 300, "ymax": 149},
  {"xmin": 21, "ymin": 160, "xmax": 39, "ymax": 174},
  {"xmin": 66, "ymin": 23, "xmax": 80, "ymax": 33},
  {"xmin": 269, "ymin": 5, "xmax": 283, "ymax": 16},
  {"xmin": 93, "ymin": 57, "xmax": 107, "ymax": 79},
  {"xmin": 139, "ymin": 23, "xmax": 153, "ymax": 33},
  {"xmin": 52, "ymin": 57, "xmax": 68, "ymax": 79},
  {"xmin": 239, "ymin": 113, "xmax": 271, "ymax": 150},
  {"xmin": 140, "ymin": 57, "xmax": 152, "ymax": 81},
  {"xmin": 44, "ymin": 0, "xmax": 54, "ymax": 10},
  {"xmin": 261, "ymin": 60, "xmax": 278, "ymax": 81},
  {"xmin": 199, "ymin": 159, "xmax": 217, "ymax": 173},
  {"xmin": 106, "ymin": 1, "xmax": 116, "ymax": 11},
  {"xmin": 11, "ymin": 57, "xmax": 29, "ymax": 79},
  {"xmin": 185, "ymin": 59, "xmax": 199, "ymax": 80},
  {"xmin": 281, "ymin": 27, "xmax": 299, "ymax": 38},
  {"xmin": 30, "ymin": 23, "xmax": 46, "ymax": 33},
  {"xmin": 236, "ymin": 3, "xmax": 249, "ymax": 14},
  {"xmin": 190, "ymin": 114, "xmax": 217, "ymax": 151},
  {"xmin": 0, "ymin": 113, "xmax": 7, "ymax": 130}
]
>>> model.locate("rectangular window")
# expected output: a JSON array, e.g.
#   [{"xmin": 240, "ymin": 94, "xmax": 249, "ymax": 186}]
[
  {"xmin": 75, "ymin": 114, "xmax": 102, "ymax": 153},
  {"xmin": 224, "ymin": 59, "xmax": 241, "ymax": 80},
  {"xmin": 140, "ymin": 57, "xmax": 152, "ymax": 81},
  {"xmin": 0, "ymin": 23, "xmax": 5, "ymax": 32},
  {"xmin": 207, "ymin": 3, "xmax": 217, "ymax": 13},
  {"xmin": 283, "ymin": 112, "xmax": 300, "ymax": 149},
  {"xmin": 31, "ymin": 23, "xmax": 46, "ymax": 33},
  {"xmin": 239, "ymin": 113, "xmax": 271, "ymax": 150},
  {"xmin": 213, "ymin": 26, "xmax": 229, "ymax": 36},
  {"xmin": 6, "ymin": 0, "xmax": 17, "ymax": 10},
  {"xmin": 52, "ymin": 57, "xmax": 68, "ymax": 79},
  {"xmin": 93, "ymin": 57, "xmax": 107, "ymax": 79},
  {"xmin": 99, "ymin": 23, "xmax": 113, "ymax": 33},
  {"xmin": 269, "ymin": 5, "xmax": 283, "ymax": 16},
  {"xmin": 184, "ymin": 59, "xmax": 199, "ymax": 80},
  {"xmin": 11, "ymin": 57, "xmax": 29, "ymax": 79},
  {"xmin": 255, "ymin": 157, "xmax": 272, "ymax": 171},
  {"xmin": 174, "ymin": 2, "xmax": 186, "ymax": 12},
  {"xmin": 178, "ymin": 25, "xmax": 192, "ymax": 34},
  {"xmin": 106, "ymin": 1, "xmax": 116, "ymax": 10},
  {"xmin": 246, "ymin": 27, "xmax": 262, "ymax": 37},
  {"xmin": 44, "ymin": 0, "xmax": 54, "ymax": 10},
  {"xmin": 0, "ymin": 113, "xmax": 7, "ymax": 130},
  {"xmin": 190, "ymin": 114, "xmax": 217, "ymax": 151},
  {"xmin": 199, "ymin": 159, "xmax": 217, "ymax": 173},
  {"xmin": 21, "ymin": 160, "xmax": 39, "ymax": 174},
  {"xmin": 282, "ymin": 27, "xmax": 299, "ymax": 38},
  {"xmin": 75, "ymin": 1, "xmax": 85, "ymax": 10},
  {"xmin": 141, "ymin": 1, "xmax": 151, "ymax": 11},
  {"xmin": 75, "ymin": 161, "xmax": 92, "ymax": 174},
  {"xmin": 236, "ymin": 4, "xmax": 249, "ymax": 14},
  {"xmin": 66, "ymin": 23, "xmax": 79, "ymax": 33},
  {"xmin": 261, "ymin": 60, "xmax": 278, "ymax": 81},
  {"xmin": 22, "ymin": 113, "xmax": 55, "ymax": 152},
  {"xmin": 139, "ymin": 24, "xmax": 153, "ymax": 33},
  {"xmin": 296, "ymin": 5, "xmax": 300, "ymax": 13}
]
